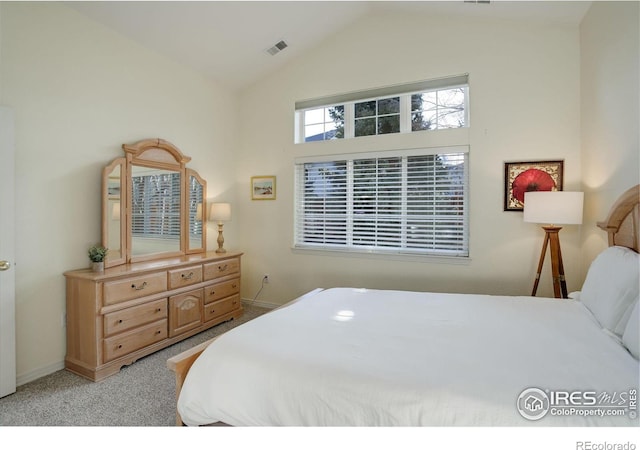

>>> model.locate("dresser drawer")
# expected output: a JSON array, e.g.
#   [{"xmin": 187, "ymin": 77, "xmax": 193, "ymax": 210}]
[
  {"xmin": 103, "ymin": 299, "xmax": 167, "ymax": 337},
  {"xmin": 103, "ymin": 272, "xmax": 167, "ymax": 306},
  {"xmin": 103, "ymin": 319, "xmax": 167, "ymax": 362},
  {"xmin": 168, "ymin": 265, "xmax": 203, "ymax": 290},
  {"xmin": 204, "ymin": 294, "xmax": 241, "ymax": 322},
  {"xmin": 204, "ymin": 278, "xmax": 240, "ymax": 304},
  {"xmin": 203, "ymin": 257, "xmax": 240, "ymax": 281}
]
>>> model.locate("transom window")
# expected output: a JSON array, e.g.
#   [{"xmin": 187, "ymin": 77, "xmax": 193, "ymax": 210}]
[
  {"xmin": 294, "ymin": 147, "xmax": 469, "ymax": 257},
  {"xmin": 304, "ymin": 106, "xmax": 344, "ymax": 141},
  {"xmin": 411, "ymin": 88, "xmax": 466, "ymax": 131},
  {"xmin": 355, "ymin": 97, "xmax": 400, "ymax": 137},
  {"xmin": 295, "ymin": 75, "xmax": 468, "ymax": 143}
]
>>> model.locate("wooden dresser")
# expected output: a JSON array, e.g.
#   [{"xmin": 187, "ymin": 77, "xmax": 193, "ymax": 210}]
[{"xmin": 64, "ymin": 251, "xmax": 243, "ymax": 381}]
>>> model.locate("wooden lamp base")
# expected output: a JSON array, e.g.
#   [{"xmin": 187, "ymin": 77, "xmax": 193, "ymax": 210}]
[{"xmin": 531, "ymin": 226, "xmax": 568, "ymax": 299}]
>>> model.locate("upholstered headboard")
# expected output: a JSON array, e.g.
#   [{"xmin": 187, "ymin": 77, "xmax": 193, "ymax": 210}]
[{"xmin": 597, "ymin": 184, "xmax": 640, "ymax": 253}]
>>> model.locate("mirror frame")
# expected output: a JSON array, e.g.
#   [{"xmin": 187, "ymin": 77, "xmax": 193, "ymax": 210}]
[{"xmin": 102, "ymin": 138, "xmax": 207, "ymax": 268}]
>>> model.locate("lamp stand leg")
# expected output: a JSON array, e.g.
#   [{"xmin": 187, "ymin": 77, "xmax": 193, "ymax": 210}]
[
  {"xmin": 546, "ymin": 226, "xmax": 567, "ymax": 299},
  {"xmin": 532, "ymin": 226, "xmax": 566, "ymax": 299},
  {"xmin": 531, "ymin": 232, "xmax": 550, "ymax": 297}
]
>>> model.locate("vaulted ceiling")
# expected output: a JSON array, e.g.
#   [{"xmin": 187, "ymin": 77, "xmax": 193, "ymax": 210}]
[{"xmin": 67, "ymin": 1, "xmax": 592, "ymax": 91}]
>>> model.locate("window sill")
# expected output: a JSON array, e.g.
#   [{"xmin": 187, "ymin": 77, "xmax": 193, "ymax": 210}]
[{"xmin": 291, "ymin": 246, "xmax": 471, "ymax": 265}]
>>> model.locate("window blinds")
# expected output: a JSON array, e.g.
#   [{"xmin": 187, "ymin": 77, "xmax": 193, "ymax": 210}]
[{"xmin": 294, "ymin": 147, "xmax": 469, "ymax": 257}]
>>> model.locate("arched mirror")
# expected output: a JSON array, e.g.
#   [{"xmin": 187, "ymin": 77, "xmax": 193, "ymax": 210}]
[{"xmin": 102, "ymin": 139, "xmax": 207, "ymax": 268}]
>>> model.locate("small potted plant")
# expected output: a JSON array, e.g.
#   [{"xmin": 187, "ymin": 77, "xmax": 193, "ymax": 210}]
[{"xmin": 88, "ymin": 245, "xmax": 108, "ymax": 272}]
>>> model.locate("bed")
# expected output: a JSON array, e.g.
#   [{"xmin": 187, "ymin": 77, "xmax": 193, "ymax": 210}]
[{"xmin": 167, "ymin": 184, "xmax": 640, "ymax": 427}]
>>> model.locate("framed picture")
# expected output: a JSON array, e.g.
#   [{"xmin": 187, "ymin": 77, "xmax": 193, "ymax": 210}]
[
  {"xmin": 251, "ymin": 176, "xmax": 276, "ymax": 200},
  {"xmin": 504, "ymin": 160, "xmax": 564, "ymax": 211}
]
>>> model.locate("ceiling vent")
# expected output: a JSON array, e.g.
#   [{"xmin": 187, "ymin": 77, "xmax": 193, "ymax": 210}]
[{"xmin": 266, "ymin": 40, "xmax": 288, "ymax": 56}]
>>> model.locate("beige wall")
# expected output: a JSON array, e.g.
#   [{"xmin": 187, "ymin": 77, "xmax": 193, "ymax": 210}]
[
  {"xmin": 236, "ymin": 11, "xmax": 582, "ymax": 306},
  {"xmin": 580, "ymin": 1, "xmax": 640, "ymax": 274},
  {"xmin": 3, "ymin": 1, "xmax": 637, "ymax": 385},
  {"xmin": 0, "ymin": 2, "xmax": 239, "ymax": 384}
]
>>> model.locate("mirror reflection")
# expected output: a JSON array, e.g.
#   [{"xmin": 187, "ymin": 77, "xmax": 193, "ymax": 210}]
[
  {"xmin": 188, "ymin": 172, "xmax": 205, "ymax": 252},
  {"xmin": 106, "ymin": 165, "xmax": 122, "ymax": 256},
  {"xmin": 103, "ymin": 158, "xmax": 125, "ymax": 267},
  {"xmin": 130, "ymin": 165, "xmax": 181, "ymax": 257}
]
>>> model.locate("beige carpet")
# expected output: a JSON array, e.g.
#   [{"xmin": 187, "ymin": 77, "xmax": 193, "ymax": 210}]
[{"xmin": 0, "ymin": 304, "xmax": 269, "ymax": 426}]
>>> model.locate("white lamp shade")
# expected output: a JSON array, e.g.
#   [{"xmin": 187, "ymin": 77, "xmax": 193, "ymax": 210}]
[
  {"xmin": 523, "ymin": 191, "xmax": 584, "ymax": 225},
  {"xmin": 209, "ymin": 202, "xmax": 231, "ymax": 222}
]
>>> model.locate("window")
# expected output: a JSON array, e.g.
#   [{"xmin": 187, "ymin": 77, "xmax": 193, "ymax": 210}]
[
  {"xmin": 304, "ymin": 106, "xmax": 344, "ymax": 142},
  {"xmin": 355, "ymin": 97, "xmax": 400, "ymax": 137},
  {"xmin": 294, "ymin": 147, "xmax": 469, "ymax": 257},
  {"xmin": 411, "ymin": 88, "xmax": 466, "ymax": 131},
  {"xmin": 295, "ymin": 74, "xmax": 468, "ymax": 144}
]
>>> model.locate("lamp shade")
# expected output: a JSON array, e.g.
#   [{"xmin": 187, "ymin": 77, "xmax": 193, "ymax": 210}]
[
  {"xmin": 209, "ymin": 202, "xmax": 231, "ymax": 222},
  {"xmin": 523, "ymin": 191, "xmax": 584, "ymax": 225}
]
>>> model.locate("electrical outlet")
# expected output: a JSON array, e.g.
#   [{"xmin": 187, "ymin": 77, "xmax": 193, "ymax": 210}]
[{"xmin": 263, "ymin": 274, "xmax": 269, "ymax": 284}]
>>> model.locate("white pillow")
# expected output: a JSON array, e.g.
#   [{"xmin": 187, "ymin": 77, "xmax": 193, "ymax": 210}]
[
  {"xmin": 622, "ymin": 300, "xmax": 639, "ymax": 359},
  {"xmin": 580, "ymin": 246, "xmax": 640, "ymax": 336}
]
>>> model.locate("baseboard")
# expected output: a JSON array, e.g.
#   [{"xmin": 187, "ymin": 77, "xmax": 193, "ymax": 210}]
[
  {"xmin": 17, "ymin": 360, "xmax": 65, "ymax": 387},
  {"xmin": 241, "ymin": 298, "xmax": 279, "ymax": 310}
]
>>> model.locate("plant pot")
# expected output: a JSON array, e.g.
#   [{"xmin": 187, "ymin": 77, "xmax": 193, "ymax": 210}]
[{"xmin": 91, "ymin": 261, "xmax": 104, "ymax": 272}]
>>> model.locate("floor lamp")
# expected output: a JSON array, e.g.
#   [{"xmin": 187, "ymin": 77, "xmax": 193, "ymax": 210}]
[{"xmin": 524, "ymin": 191, "xmax": 584, "ymax": 299}]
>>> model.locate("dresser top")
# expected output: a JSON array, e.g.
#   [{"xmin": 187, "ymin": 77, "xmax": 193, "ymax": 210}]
[{"xmin": 64, "ymin": 251, "xmax": 243, "ymax": 281}]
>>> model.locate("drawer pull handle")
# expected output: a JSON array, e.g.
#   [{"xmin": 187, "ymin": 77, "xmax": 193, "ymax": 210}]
[
  {"xmin": 131, "ymin": 281, "xmax": 147, "ymax": 291},
  {"xmin": 210, "ymin": 290, "xmax": 215, "ymax": 296},
  {"xmin": 156, "ymin": 330, "xmax": 162, "ymax": 335},
  {"xmin": 218, "ymin": 264, "xmax": 228, "ymax": 272},
  {"xmin": 117, "ymin": 319, "xmax": 123, "ymax": 324},
  {"xmin": 117, "ymin": 344, "xmax": 122, "ymax": 349},
  {"xmin": 232, "ymin": 283, "xmax": 237, "ymax": 289},
  {"xmin": 210, "ymin": 309, "xmax": 215, "ymax": 314},
  {"xmin": 156, "ymin": 308, "xmax": 162, "ymax": 313},
  {"xmin": 181, "ymin": 272, "xmax": 194, "ymax": 280}
]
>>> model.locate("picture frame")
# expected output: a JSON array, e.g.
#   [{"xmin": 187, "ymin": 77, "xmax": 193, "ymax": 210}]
[
  {"xmin": 251, "ymin": 176, "xmax": 276, "ymax": 200},
  {"xmin": 504, "ymin": 160, "xmax": 564, "ymax": 211}
]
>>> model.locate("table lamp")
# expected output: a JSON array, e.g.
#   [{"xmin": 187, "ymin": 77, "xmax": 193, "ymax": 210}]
[
  {"xmin": 524, "ymin": 191, "xmax": 584, "ymax": 299},
  {"xmin": 209, "ymin": 202, "xmax": 231, "ymax": 253}
]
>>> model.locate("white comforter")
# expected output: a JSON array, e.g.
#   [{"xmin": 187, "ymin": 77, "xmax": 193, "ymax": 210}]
[{"xmin": 177, "ymin": 288, "xmax": 639, "ymax": 426}]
